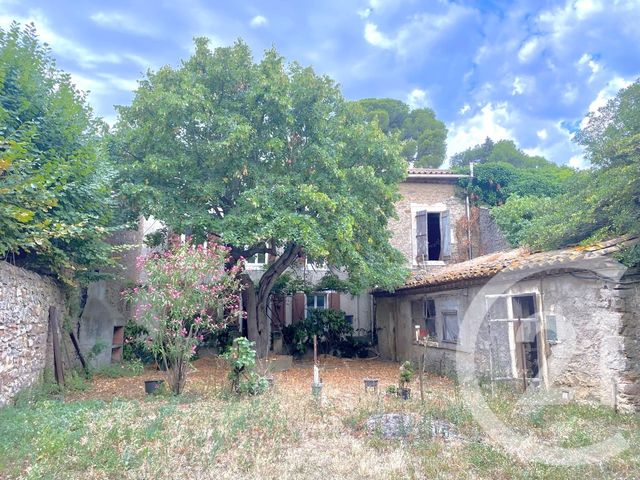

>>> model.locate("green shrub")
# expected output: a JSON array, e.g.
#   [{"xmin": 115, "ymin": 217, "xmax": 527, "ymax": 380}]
[
  {"xmin": 222, "ymin": 337, "xmax": 268, "ymax": 396},
  {"xmin": 399, "ymin": 361, "xmax": 415, "ymax": 388},
  {"xmin": 122, "ymin": 321, "xmax": 154, "ymax": 364},
  {"xmin": 282, "ymin": 309, "xmax": 367, "ymax": 357}
]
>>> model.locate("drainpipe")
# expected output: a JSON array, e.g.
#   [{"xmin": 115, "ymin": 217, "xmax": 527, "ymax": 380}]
[{"xmin": 466, "ymin": 161, "xmax": 475, "ymax": 260}]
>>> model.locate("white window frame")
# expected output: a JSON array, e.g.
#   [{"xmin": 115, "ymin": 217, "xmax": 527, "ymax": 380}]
[
  {"xmin": 442, "ymin": 310, "xmax": 460, "ymax": 344},
  {"xmin": 485, "ymin": 291, "xmax": 548, "ymax": 383},
  {"xmin": 245, "ymin": 246, "xmax": 268, "ymax": 270},
  {"xmin": 304, "ymin": 257, "xmax": 328, "ymax": 271},
  {"xmin": 305, "ymin": 292, "xmax": 328, "ymax": 318},
  {"xmin": 410, "ymin": 203, "xmax": 452, "ymax": 267}
]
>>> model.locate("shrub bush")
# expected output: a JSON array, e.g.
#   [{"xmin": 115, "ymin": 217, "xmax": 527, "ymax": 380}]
[
  {"xmin": 222, "ymin": 337, "xmax": 268, "ymax": 395},
  {"xmin": 282, "ymin": 309, "xmax": 370, "ymax": 358}
]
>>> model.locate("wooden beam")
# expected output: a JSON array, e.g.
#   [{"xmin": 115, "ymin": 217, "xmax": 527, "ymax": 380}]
[{"xmin": 49, "ymin": 306, "xmax": 65, "ymax": 386}]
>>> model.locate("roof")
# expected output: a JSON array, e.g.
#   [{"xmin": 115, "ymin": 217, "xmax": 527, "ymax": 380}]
[
  {"xmin": 389, "ymin": 236, "xmax": 638, "ymax": 293},
  {"xmin": 405, "ymin": 168, "xmax": 468, "ymax": 181}
]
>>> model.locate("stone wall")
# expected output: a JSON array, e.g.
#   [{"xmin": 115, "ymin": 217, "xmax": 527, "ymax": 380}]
[
  {"xmin": 0, "ymin": 262, "xmax": 67, "ymax": 406},
  {"xmin": 388, "ymin": 180, "xmax": 467, "ymax": 267},
  {"xmin": 375, "ymin": 268, "xmax": 640, "ymax": 412},
  {"xmin": 477, "ymin": 207, "xmax": 510, "ymax": 255}
]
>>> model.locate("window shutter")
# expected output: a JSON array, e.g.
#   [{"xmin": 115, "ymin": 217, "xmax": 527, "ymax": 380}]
[
  {"xmin": 416, "ymin": 210, "xmax": 428, "ymax": 262},
  {"xmin": 292, "ymin": 293, "xmax": 305, "ymax": 323},
  {"xmin": 329, "ymin": 292, "xmax": 340, "ymax": 311},
  {"xmin": 440, "ymin": 210, "xmax": 451, "ymax": 259}
]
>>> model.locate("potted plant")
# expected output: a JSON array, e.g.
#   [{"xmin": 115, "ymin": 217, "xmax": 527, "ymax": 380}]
[
  {"xmin": 398, "ymin": 361, "xmax": 415, "ymax": 400},
  {"xmin": 144, "ymin": 379, "xmax": 164, "ymax": 395}
]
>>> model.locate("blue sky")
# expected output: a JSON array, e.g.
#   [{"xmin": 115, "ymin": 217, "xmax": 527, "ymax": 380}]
[{"xmin": 1, "ymin": 0, "xmax": 639, "ymax": 167}]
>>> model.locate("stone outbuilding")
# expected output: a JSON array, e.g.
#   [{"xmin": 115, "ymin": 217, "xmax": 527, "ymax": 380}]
[{"xmin": 374, "ymin": 236, "xmax": 640, "ymax": 412}]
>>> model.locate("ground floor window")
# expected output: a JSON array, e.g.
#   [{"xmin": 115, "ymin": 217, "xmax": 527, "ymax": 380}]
[
  {"xmin": 442, "ymin": 310, "xmax": 459, "ymax": 343},
  {"xmin": 425, "ymin": 299, "xmax": 436, "ymax": 337},
  {"xmin": 305, "ymin": 293, "xmax": 327, "ymax": 318}
]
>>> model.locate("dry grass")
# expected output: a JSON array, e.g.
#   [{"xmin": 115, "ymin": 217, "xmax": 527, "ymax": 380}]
[{"xmin": 1, "ymin": 356, "xmax": 638, "ymax": 479}]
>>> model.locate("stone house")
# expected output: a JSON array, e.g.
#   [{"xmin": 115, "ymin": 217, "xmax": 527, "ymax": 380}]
[
  {"xmin": 256, "ymin": 168, "xmax": 507, "ymax": 345},
  {"xmin": 373, "ymin": 236, "xmax": 640, "ymax": 412}
]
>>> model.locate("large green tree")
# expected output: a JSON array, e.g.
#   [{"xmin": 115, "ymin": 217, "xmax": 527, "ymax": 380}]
[
  {"xmin": 452, "ymin": 138, "xmax": 574, "ymax": 206},
  {"xmin": 352, "ymin": 98, "xmax": 447, "ymax": 168},
  {"xmin": 113, "ymin": 39, "xmax": 407, "ymax": 356},
  {"xmin": 0, "ymin": 23, "xmax": 116, "ymax": 283},
  {"xmin": 492, "ymin": 79, "xmax": 640, "ymax": 253}
]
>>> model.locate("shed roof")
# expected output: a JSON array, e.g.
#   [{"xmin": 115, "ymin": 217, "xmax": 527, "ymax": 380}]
[{"xmin": 390, "ymin": 236, "xmax": 638, "ymax": 293}]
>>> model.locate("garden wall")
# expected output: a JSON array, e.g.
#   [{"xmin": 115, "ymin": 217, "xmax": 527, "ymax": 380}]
[{"xmin": 0, "ymin": 261, "xmax": 68, "ymax": 406}]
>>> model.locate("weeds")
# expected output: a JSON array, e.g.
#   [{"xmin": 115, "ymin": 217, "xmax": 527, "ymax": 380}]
[{"xmin": 0, "ymin": 360, "xmax": 638, "ymax": 479}]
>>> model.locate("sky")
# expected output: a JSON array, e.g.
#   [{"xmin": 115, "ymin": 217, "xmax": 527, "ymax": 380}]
[{"xmin": 1, "ymin": 0, "xmax": 639, "ymax": 167}]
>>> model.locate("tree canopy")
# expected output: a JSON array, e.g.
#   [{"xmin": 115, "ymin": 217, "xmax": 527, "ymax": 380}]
[
  {"xmin": 0, "ymin": 23, "xmax": 116, "ymax": 283},
  {"xmin": 492, "ymin": 79, "xmax": 640, "ymax": 257},
  {"xmin": 352, "ymin": 98, "xmax": 447, "ymax": 168},
  {"xmin": 453, "ymin": 138, "xmax": 574, "ymax": 206},
  {"xmin": 113, "ymin": 39, "xmax": 408, "ymax": 355}
]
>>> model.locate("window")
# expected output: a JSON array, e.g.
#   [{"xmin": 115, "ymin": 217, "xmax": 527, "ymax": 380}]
[
  {"xmin": 415, "ymin": 210, "xmax": 450, "ymax": 263},
  {"xmin": 442, "ymin": 310, "xmax": 459, "ymax": 343},
  {"xmin": 485, "ymin": 293, "xmax": 542, "ymax": 382},
  {"xmin": 304, "ymin": 257, "xmax": 328, "ymax": 270},
  {"xmin": 246, "ymin": 251, "xmax": 267, "ymax": 265},
  {"xmin": 305, "ymin": 293, "xmax": 327, "ymax": 318},
  {"xmin": 425, "ymin": 299, "xmax": 436, "ymax": 338},
  {"xmin": 245, "ymin": 244, "xmax": 268, "ymax": 268}
]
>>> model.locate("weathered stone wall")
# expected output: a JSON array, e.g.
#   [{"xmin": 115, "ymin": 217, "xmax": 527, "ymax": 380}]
[
  {"xmin": 375, "ymin": 269, "xmax": 639, "ymax": 412},
  {"xmin": 477, "ymin": 207, "xmax": 510, "ymax": 255},
  {"xmin": 0, "ymin": 262, "xmax": 67, "ymax": 406},
  {"xmin": 614, "ymin": 268, "xmax": 640, "ymax": 412},
  {"xmin": 388, "ymin": 180, "xmax": 467, "ymax": 267},
  {"xmin": 388, "ymin": 181, "xmax": 506, "ymax": 269}
]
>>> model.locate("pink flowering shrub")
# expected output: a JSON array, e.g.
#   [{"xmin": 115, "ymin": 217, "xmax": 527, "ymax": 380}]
[{"xmin": 127, "ymin": 242, "xmax": 244, "ymax": 394}]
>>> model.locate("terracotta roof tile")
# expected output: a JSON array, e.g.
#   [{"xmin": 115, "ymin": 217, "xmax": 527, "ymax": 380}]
[
  {"xmin": 393, "ymin": 235, "xmax": 638, "ymax": 292},
  {"xmin": 407, "ymin": 168, "xmax": 457, "ymax": 175}
]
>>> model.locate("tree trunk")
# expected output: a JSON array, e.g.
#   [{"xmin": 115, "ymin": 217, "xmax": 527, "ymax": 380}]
[
  {"xmin": 240, "ymin": 243, "xmax": 302, "ymax": 358},
  {"xmin": 241, "ymin": 275, "xmax": 259, "ymax": 344}
]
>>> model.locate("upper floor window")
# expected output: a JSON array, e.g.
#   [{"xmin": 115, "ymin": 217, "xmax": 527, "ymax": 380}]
[
  {"xmin": 245, "ymin": 246, "xmax": 268, "ymax": 268},
  {"xmin": 415, "ymin": 210, "xmax": 451, "ymax": 263}
]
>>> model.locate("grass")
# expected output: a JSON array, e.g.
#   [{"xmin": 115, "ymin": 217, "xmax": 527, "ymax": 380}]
[{"xmin": 0, "ymin": 359, "xmax": 638, "ymax": 479}]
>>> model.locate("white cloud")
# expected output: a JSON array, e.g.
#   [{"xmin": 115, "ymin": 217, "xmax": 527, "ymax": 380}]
[
  {"xmin": 90, "ymin": 11, "xmax": 159, "ymax": 37},
  {"xmin": 0, "ymin": 10, "xmax": 150, "ymax": 69},
  {"xmin": 512, "ymin": 77, "xmax": 524, "ymax": 95},
  {"xmin": 569, "ymin": 154, "xmax": 587, "ymax": 169},
  {"xmin": 363, "ymin": 22, "xmax": 394, "ymax": 49},
  {"xmin": 562, "ymin": 83, "xmax": 578, "ymax": 104},
  {"xmin": 357, "ymin": 8, "xmax": 372, "ymax": 19},
  {"xmin": 447, "ymin": 102, "xmax": 513, "ymax": 157},
  {"xmin": 459, "ymin": 104, "xmax": 471, "ymax": 115},
  {"xmin": 574, "ymin": 0, "xmax": 604, "ymax": 20},
  {"xmin": 362, "ymin": 4, "xmax": 477, "ymax": 57},
  {"xmin": 580, "ymin": 76, "xmax": 633, "ymax": 128},
  {"xmin": 578, "ymin": 53, "xmax": 600, "ymax": 74},
  {"xmin": 69, "ymin": 72, "xmax": 137, "ymax": 95},
  {"xmin": 536, "ymin": 129, "xmax": 548, "ymax": 140},
  {"xmin": 250, "ymin": 15, "xmax": 267, "ymax": 27},
  {"xmin": 517, "ymin": 37, "xmax": 540, "ymax": 63},
  {"xmin": 407, "ymin": 88, "xmax": 428, "ymax": 109}
]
